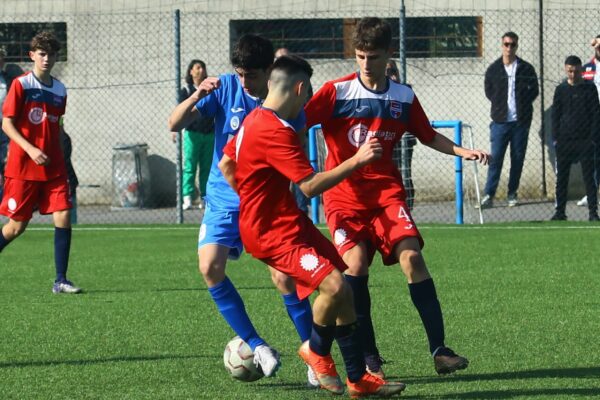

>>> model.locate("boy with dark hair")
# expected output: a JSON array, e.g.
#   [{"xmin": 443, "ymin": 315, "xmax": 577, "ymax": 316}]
[
  {"xmin": 168, "ymin": 35, "xmax": 315, "ymax": 382},
  {"xmin": 551, "ymin": 55, "xmax": 600, "ymax": 221},
  {"xmin": 305, "ymin": 17, "xmax": 489, "ymax": 377},
  {"xmin": 0, "ymin": 31, "xmax": 81, "ymax": 294},
  {"xmin": 219, "ymin": 54, "xmax": 405, "ymax": 397}
]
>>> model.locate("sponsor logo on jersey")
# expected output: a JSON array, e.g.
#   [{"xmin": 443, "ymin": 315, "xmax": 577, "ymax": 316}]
[
  {"xmin": 31, "ymin": 92, "xmax": 41, "ymax": 100},
  {"xmin": 28, "ymin": 107, "xmax": 46, "ymax": 124},
  {"xmin": 390, "ymin": 101, "xmax": 403, "ymax": 119},
  {"xmin": 355, "ymin": 105, "xmax": 369, "ymax": 113},
  {"xmin": 53, "ymin": 95, "xmax": 63, "ymax": 107},
  {"xmin": 334, "ymin": 228, "xmax": 347, "ymax": 246},
  {"xmin": 300, "ymin": 253, "xmax": 319, "ymax": 272},
  {"xmin": 347, "ymin": 124, "xmax": 396, "ymax": 147},
  {"xmin": 230, "ymin": 107, "xmax": 245, "ymax": 113},
  {"xmin": 230, "ymin": 116, "xmax": 240, "ymax": 130}
]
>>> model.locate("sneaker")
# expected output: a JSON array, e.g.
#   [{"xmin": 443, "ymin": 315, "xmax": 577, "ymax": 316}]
[
  {"xmin": 365, "ymin": 354, "xmax": 386, "ymax": 379},
  {"xmin": 52, "ymin": 280, "xmax": 82, "ymax": 294},
  {"xmin": 550, "ymin": 212, "xmax": 567, "ymax": 221},
  {"xmin": 577, "ymin": 196, "xmax": 588, "ymax": 207},
  {"xmin": 589, "ymin": 213, "xmax": 600, "ymax": 222},
  {"xmin": 433, "ymin": 346, "xmax": 469, "ymax": 375},
  {"xmin": 182, "ymin": 196, "xmax": 192, "ymax": 210},
  {"xmin": 507, "ymin": 193, "xmax": 518, "ymax": 207},
  {"xmin": 347, "ymin": 372, "xmax": 406, "ymax": 398},
  {"xmin": 307, "ymin": 365, "xmax": 320, "ymax": 388},
  {"xmin": 475, "ymin": 194, "xmax": 493, "ymax": 209},
  {"xmin": 298, "ymin": 340, "xmax": 344, "ymax": 394},
  {"xmin": 253, "ymin": 344, "xmax": 281, "ymax": 377}
]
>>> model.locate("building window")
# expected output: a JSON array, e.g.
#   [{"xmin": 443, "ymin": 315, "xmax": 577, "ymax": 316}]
[
  {"xmin": 399, "ymin": 16, "xmax": 483, "ymax": 58},
  {"xmin": 0, "ymin": 22, "xmax": 68, "ymax": 62},
  {"xmin": 230, "ymin": 17, "xmax": 482, "ymax": 59}
]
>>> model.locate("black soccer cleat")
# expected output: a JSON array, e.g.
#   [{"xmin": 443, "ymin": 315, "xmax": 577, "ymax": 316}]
[{"xmin": 433, "ymin": 347, "xmax": 469, "ymax": 375}]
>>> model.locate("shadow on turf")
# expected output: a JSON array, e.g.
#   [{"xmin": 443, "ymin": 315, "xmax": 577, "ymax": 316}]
[
  {"xmin": 398, "ymin": 366, "xmax": 600, "ymax": 384},
  {"xmin": 401, "ymin": 388, "xmax": 599, "ymax": 399},
  {"xmin": 0, "ymin": 354, "xmax": 207, "ymax": 369}
]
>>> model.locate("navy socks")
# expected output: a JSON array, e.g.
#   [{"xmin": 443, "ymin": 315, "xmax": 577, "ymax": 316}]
[
  {"xmin": 409, "ymin": 278, "xmax": 445, "ymax": 353},
  {"xmin": 54, "ymin": 227, "xmax": 72, "ymax": 282},
  {"xmin": 345, "ymin": 274, "xmax": 379, "ymax": 356}
]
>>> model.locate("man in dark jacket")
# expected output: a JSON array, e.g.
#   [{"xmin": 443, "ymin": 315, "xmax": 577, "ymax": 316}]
[
  {"xmin": 550, "ymin": 55, "xmax": 600, "ymax": 221},
  {"xmin": 479, "ymin": 32, "xmax": 539, "ymax": 209}
]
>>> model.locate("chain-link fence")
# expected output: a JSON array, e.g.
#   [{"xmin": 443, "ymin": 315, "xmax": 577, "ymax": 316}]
[{"xmin": 0, "ymin": 1, "xmax": 598, "ymax": 224}]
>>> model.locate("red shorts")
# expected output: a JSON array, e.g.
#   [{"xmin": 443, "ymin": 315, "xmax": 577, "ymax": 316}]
[
  {"xmin": 260, "ymin": 223, "xmax": 347, "ymax": 300},
  {"xmin": 0, "ymin": 176, "xmax": 72, "ymax": 221},
  {"xmin": 326, "ymin": 201, "xmax": 424, "ymax": 266}
]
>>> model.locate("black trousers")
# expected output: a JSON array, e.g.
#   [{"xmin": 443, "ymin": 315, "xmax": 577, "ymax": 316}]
[{"xmin": 554, "ymin": 141, "xmax": 598, "ymax": 214}]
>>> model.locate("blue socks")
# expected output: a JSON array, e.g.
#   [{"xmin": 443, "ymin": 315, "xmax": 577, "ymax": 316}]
[
  {"xmin": 282, "ymin": 292, "xmax": 313, "ymax": 342},
  {"xmin": 409, "ymin": 278, "xmax": 445, "ymax": 354},
  {"xmin": 208, "ymin": 277, "xmax": 265, "ymax": 351},
  {"xmin": 0, "ymin": 229, "xmax": 10, "ymax": 253},
  {"xmin": 335, "ymin": 322, "xmax": 366, "ymax": 383},
  {"xmin": 54, "ymin": 227, "xmax": 71, "ymax": 282},
  {"xmin": 345, "ymin": 274, "xmax": 379, "ymax": 357}
]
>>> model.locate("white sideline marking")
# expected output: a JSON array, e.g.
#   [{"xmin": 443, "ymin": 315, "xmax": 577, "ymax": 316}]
[{"xmin": 23, "ymin": 225, "xmax": 600, "ymax": 232}]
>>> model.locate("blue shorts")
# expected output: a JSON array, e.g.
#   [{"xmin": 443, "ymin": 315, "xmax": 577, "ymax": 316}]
[{"xmin": 198, "ymin": 205, "xmax": 243, "ymax": 260}]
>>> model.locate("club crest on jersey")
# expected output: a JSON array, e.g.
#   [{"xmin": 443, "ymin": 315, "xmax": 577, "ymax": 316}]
[
  {"xmin": 334, "ymin": 228, "xmax": 347, "ymax": 247},
  {"xmin": 347, "ymin": 123, "xmax": 369, "ymax": 147},
  {"xmin": 28, "ymin": 107, "xmax": 46, "ymax": 125},
  {"xmin": 300, "ymin": 253, "xmax": 319, "ymax": 272},
  {"xmin": 230, "ymin": 116, "xmax": 240, "ymax": 131},
  {"xmin": 390, "ymin": 101, "xmax": 403, "ymax": 119}
]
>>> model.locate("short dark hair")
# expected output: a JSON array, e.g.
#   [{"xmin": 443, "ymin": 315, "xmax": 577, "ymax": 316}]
[
  {"xmin": 269, "ymin": 55, "xmax": 313, "ymax": 79},
  {"xmin": 352, "ymin": 17, "xmax": 392, "ymax": 51},
  {"xmin": 30, "ymin": 31, "xmax": 61, "ymax": 53},
  {"xmin": 231, "ymin": 34, "xmax": 274, "ymax": 71},
  {"xmin": 564, "ymin": 55, "xmax": 582, "ymax": 66},
  {"xmin": 185, "ymin": 59, "xmax": 206, "ymax": 85},
  {"xmin": 502, "ymin": 31, "xmax": 519, "ymax": 42}
]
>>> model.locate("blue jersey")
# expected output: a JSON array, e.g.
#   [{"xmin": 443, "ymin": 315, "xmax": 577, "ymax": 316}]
[{"xmin": 196, "ymin": 73, "xmax": 305, "ymax": 211}]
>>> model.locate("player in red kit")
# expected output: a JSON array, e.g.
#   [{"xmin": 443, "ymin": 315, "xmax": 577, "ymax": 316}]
[
  {"xmin": 0, "ymin": 32, "xmax": 80, "ymax": 294},
  {"xmin": 305, "ymin": 17, "xmax": 489, "ymax": 376},
  {"xmin": 219, "ymin": 55, "xmax": 406, "ymax": 397}
]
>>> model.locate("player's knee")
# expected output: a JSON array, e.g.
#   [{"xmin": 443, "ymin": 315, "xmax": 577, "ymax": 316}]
[
  {"xmin": 399, "ymin": 249, "xmax": 424, "ymax": 271},
  {"xmin": 198, "ymin": 258, "xmax": 225, "ymax": 283},
  {"xmin": 343, "ymin": 257, "xmax": 369, "ymax": 275},
  {"xmin": 321, "ymin": 273, "xmax": 350, "ymax": 304},
  {"xmin": 4, "ymin": 220, "xmax": 27, "ymax": 239},
  {"xmin": 270, "ymin": 269, "xmax": 295, "ymax": 294}
]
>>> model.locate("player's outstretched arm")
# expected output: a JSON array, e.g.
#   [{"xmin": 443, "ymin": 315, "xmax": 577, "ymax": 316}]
[
  {"xmin": 424, "ymin": 133, "xmax": 490, "ymax": 165},
  {"xmin": 298, "ymin": 138, "xmax": 382, "ymax": 198},
  {"xmin": 218, "ymin": 154, "xmax": 238, "ymax": 193},
  {"xmin": 168, "ymin": 77, "xmax": 221, "ymax": 132},
  {"xmin": 2, "ymin": 117, "xmax": 49, "ymax": 166}
]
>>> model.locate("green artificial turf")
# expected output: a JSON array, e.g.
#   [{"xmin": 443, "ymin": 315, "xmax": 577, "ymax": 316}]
[{"xmin": 1, "ymin": 224, "xmax": 599, "ymax": 399}]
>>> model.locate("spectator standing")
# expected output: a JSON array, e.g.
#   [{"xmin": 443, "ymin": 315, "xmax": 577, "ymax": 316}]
[
  {"xmin": 480, "ymin": 31, "xmax": 539, "ymax": 208},
  {"xmin": 550, "ymin": 56, "xmax": 600, "ymax": 221},
  {"xmin": 178, "ymin": 59, "xmax": 214, "ymax": 210},
  {"xmin": 577, "ymin": 35, "xmax": 600, "ymax": 207}
]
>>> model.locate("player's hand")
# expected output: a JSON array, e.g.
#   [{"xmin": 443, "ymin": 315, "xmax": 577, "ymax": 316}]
[
  {"xmin": 28, "ymin": 147, "xmax": 50, "ymax": 166},
  {"xmin": 462, "ymin": 149, "xmax": 490, "ymax": 165},
  {"xmin": 354, "ymin": 138, "xmax": 383, "ymax": 167},
  {"xmin": 193, "ymin": 77, "xmax": 221, "ymax": 100}
]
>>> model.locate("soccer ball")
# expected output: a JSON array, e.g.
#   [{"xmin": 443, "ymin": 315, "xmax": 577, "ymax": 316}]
[{"xmin": 223, "ymin": 336, "xmax": 264, "ymax": 382}]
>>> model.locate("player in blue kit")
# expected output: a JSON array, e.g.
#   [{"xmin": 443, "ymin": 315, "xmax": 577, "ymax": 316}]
[{"xmin": 168, "ymin": 34, "xmax": 315, "ymax": 383}]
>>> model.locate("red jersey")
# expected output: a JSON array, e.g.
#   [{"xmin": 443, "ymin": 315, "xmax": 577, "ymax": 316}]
[
  {"xmin": 2, "ymin": 72, "xmax": 67, "ymax": 181},
  {"xmin": 305, "ymin": 72, "xmax": 436, "ymax": 210},
  {"xmin": 223, "ymin": 107, "xmax": 315, "ymax": 259}
]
